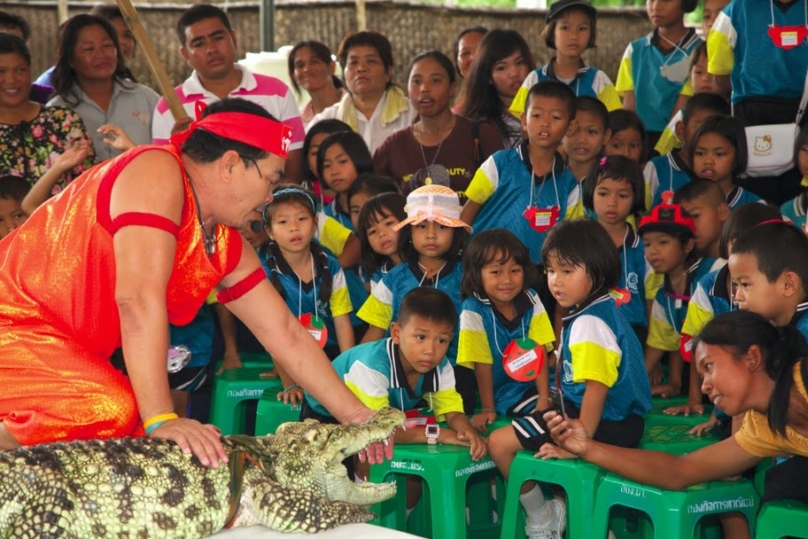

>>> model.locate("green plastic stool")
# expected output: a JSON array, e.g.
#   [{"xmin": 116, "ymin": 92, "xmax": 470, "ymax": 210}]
[
  {"xmin": 591, "ymin": 473, "xmax": 759, "ymax": 539},
  {"xmin": 210, "ymin": 367, "xmax": 282, "ymax": 435},
  {"xmin": 639, "ymin": 423, "xmax": 720, "ymax": 454},
  {"xmin": 498, "ymin": 451, "xmax": 605, "ymax": 539},
  {"xmin": 755, "ymin": 499, "xmax": 808, "ymax": 539},
  {"xmin": 213, "ymin": 352, "xmax": 273, "ymax": 373},
  {"xmin": 254, "ymin": 393, "xmax": 302, "ymax": 436},
  {"xmin": 369, "ymin": 443, "xmax": 500, "ymax": 539}
]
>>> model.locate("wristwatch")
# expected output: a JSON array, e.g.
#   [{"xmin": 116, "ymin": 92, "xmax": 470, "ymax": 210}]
[{"xmin": 425, "ymin": 424, "xmax": 440, "ymax": 445}]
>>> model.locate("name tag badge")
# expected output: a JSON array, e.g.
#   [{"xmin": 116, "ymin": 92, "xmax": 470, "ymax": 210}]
[
  {"xmin": 502, "ymin": 338, "xmax": 545, "ymax": 382},
  {"xmin": 298, "ymin": 313, "xmax": 328, "ymax": 349},
  {"xmin": 523, "ymin": 206, "xmax": 560, "ymax": 233}
]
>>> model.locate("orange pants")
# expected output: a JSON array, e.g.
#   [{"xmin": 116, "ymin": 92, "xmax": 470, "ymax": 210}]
[{"xmin": 0, "ymin": 328, "xmax": 143, "ymax": 446}]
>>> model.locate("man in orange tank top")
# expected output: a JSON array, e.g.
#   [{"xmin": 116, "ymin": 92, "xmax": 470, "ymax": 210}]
[{"xmin": 0, "ymin": 98, "xmax": 393, "ymax": 467}]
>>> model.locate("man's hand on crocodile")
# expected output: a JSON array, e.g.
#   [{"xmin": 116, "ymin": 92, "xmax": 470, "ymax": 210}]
[
  {"xmin": 150, "ymin": 418, "xmax": 228, "ymax": 468},
  {"xmin": 342, "ymin": 407, "xmax": 417, "ymax": 464}
]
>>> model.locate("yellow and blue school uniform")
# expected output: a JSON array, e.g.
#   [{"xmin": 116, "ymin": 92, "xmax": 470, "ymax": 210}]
[
  {"xmin": 559, "ymin": 295, "xmax": 652, "ymax": 420},
  {"xmin": 647, "ymin": 257, "xmax": 724, "ymax": 352},
  {"xmin": 369, "ymin": 261, "xmax": 396, "ymax": 295},
  {"xmin": 615, "ymin": 227, "xmax": 648, "ymax": 330},
  {"xmin": 456, "ymin": 290, "xmax": 555, "ymax": 415},
  {"xmin": 510, "ymin": 60, "xmax": 622, "ymax": 115},
  {"xmin": 781, "ymin": 187, "xmax": 808, "ymax": 228},
  {"xmin": 358, "ymin": 259, "xmax": 464, "ymax": 362},
  {"xmin": 324, "ymin": 199, "xmax": 354, "ymax": 232},
  {"xmin": 616, "ymin": 29, "xmax": 701, "ymax": 134},
  {"xmin": 681, "ymin": 264, "xmax": 733, "ymax": 341},
  {"xmin": 303, "ymin": 337, "xmax": 465, "ymax": 419},
  {"xmin": 262, "ymin": 248, "xmax": 353, "ymax": 351},
  {"xmin": 708, "ymin": 0, "xmax": 808, "ymax": 105},
  {"xmin": 726, "ymin": 185, "xmax": 763, "ymax": 209},
  {"xmin": 465, "ymin": 142, "xmax": 582, "ymax": 263},
  {"xmin": 317, "ymin": 209, "xmax": 368, "ymax": 329},
  {"xmin": 643, "ymin": 150, "xmax": 698, "ymax": 209}
]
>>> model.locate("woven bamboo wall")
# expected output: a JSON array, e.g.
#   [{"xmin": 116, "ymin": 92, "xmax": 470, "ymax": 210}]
[{"xmin": 4, "ymin": 1, "xmax": 651, "ymax": 93}]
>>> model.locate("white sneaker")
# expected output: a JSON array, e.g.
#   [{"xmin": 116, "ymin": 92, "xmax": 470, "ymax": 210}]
[{"xmin": 525, "ymin": 497, "xmax": 566, "ymax": 539}]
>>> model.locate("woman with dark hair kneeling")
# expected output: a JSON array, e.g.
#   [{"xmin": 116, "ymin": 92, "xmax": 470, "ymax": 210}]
[
  {"xmin": 547, "ymin": 310, "xmax": 808, "ymax": 514},
  {"xmin": 0, "ymin": 97, "xmax": 393, "ymax": 468}
]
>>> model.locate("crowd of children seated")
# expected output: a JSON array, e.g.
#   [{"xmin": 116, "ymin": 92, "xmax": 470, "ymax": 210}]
[{"xmin": 2, "ymin": 0, "xmax": 808, "ymax": 537}]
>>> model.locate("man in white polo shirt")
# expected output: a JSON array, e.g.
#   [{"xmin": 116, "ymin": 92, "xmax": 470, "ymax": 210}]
[{"xmin": 152, "ymin": 4, "xmax": 304, "ymax": 181}]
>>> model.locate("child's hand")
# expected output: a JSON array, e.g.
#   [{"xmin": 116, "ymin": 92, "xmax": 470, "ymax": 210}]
[
  {"xmin": 54, "ymin": 141, "xmax": 91, "ymax": 171},
  {"xmin": 535, "ymin": 442, "xmax": 576, "ymax": 460},
  {"xmin": 277, "ymin": 386, "xmax": 304, "ymax": 405},
  {"xmin": 689, "ymin": 416, "xmax": 719, "ymax": 437},
  {"xmin": 97, "ymin": 124, "xmax": 136, "ymax": 151},
  {"xmin": 664, "ymin": 401, "xmax": 705, "ymax": 416},
  {"xmin": 652, "ymin": 382, "xmax": 681, "ymax": 398},
  {"xmin": 471, "ymin": 410, "xmax": 497, "ymax": 434},
  {"xmin": 451, "ymin": 426, "xmax": 489, "ymax": 461}
]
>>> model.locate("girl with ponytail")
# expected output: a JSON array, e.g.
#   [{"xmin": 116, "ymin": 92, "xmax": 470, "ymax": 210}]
[
  {"xmin": 545, "ymin": 310, "xmax": 808, "ymax": 509},
  {"xmin": 262, "ymin": 186, "xmax": 356, "ymax": 403}
]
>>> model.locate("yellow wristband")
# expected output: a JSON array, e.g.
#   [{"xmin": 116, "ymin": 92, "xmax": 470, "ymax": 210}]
[{"xmin": 143, "ymin": 412, "xmax": 179, "ymax": 430}]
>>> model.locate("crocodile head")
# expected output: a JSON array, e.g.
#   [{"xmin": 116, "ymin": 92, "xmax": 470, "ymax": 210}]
[{"xmin": 256, "ymin": 407, "xmax": 405, "ymax": 506}]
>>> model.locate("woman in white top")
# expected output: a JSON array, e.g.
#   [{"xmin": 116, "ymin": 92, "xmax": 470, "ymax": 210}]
[
  {"xmin": 47, "ymin": 14, "xmax": 159, "ymax": 162},
  {"xmin": 287, "ymin": 40, "xmax": 345, "ymax": 128},
  {"xmin": 308, "ymin": 31, "xmax": 414, "ymax": 154}
]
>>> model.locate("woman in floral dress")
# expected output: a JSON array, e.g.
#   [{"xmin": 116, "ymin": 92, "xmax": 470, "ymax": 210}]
[{"xmin": 0, "ymin": 34, "xmax": 93, "ymax": 197}]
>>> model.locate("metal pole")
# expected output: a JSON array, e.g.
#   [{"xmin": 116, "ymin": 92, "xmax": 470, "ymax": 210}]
[{"xmin": 260, "ymin": 0, "xmax": 275, "ymax": 52}]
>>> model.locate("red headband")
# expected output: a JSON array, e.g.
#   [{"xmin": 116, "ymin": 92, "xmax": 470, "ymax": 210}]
[{"xmin": 170, "ymin": 101, "xmax": 293, "ymax": 159}]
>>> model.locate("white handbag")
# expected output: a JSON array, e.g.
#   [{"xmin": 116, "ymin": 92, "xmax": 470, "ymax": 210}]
[{"xmin": 743, "ymin": 70, "xmax": 808, "ymax": 178}]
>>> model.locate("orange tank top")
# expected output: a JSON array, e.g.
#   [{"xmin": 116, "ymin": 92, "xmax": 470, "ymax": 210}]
[{"xmin": 0, "ymin": 145, "xmax": 242, "ymax": 360}]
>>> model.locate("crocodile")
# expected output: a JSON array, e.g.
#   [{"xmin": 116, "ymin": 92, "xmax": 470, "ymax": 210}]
[{"xmin": 0, "ymin": 407, "xmax": 405, "ymax": 538}]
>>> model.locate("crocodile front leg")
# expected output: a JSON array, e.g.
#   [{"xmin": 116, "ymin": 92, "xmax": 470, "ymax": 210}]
[{"xmin": 238, "ymin": 480, "xmax": 375, "ymax": 533}]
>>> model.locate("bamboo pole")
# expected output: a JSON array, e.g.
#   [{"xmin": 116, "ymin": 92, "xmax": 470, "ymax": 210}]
[
  {"xmin": 115, "ymin": 0, "xmax": 189, "ymax": 121},
  {"xmin": 57, "ymin": 0, "xmax": 69, "ymax": 24},
  {"xmin": 355, "ymin": 0, "xmax": 367, "ymax": 31}
]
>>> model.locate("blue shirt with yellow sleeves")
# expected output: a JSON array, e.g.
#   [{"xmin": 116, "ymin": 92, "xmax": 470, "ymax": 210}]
[
  {"xmin": 358, "ymin": 259, "xmax": 464, "ymax": 364},
  {"xmin": 510, "ymin": 60, "xmax": 622, "ymax": 115},
  {"xmin": 707, "ymin": 0, "xmax": 808, "ymax": 104},
  {"xmin": 465, "ymin": 143, "xmax": 582, "ymax": 263},
  {"xmin": 647, "ymin": 257, "xmax": 724, "ymax": 352},
  {"xmin": 560, "ymin": 295, "xmax": 652, "ymax": 421},
  {"xmin": 303, "ymin": 338, "xmax": 465, "ymax": 419},
  {"xmin": 616, "ymin": 28, "xmax": 702, "ymax": 133},
  {"xmin": 616, "ymin": 226, "xmax": 649, "ymax": 328},
  {"xmin": 262, "ymin": 248, "xmax": 353, "ymax": 350},
  {"xmin": 456, "ymin": 290, "xmax": 556, "ymax": 415},
  {"xmin": 644, "ymin": 150, "xmax": 698, "ymax": 209}
]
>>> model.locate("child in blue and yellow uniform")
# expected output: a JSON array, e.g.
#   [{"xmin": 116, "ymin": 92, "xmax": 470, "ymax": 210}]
[
  {"xmin": 729, "ymin": 220, "xmax": 808, "ymax": 340},
  {"xmin": 456, "ymin": 230, "xmax": 556, "ymax": 433},
  {"xmin": 641, "ymin": 199, "xmax": 723, "ymax": 399},
  {"xmin": 707, "ymin": 0, "xmax": 808, "ymax": 203},
  {"xmin": 510, "ymin": 0, "xmax": 621, "ymax": 116},
  {"xmin": 643, "ymin": 93, "xmax": 730, "ymax": 209},
  {"xmin": 615, "ymin": 0, "xmax": 701, "ymax": 147},
  {"xmin": 670, "ymin": 204, "xmax": 783, "ymax": 435},
  {"xmin": 302, "ymin": 288, "xmax": 487, "ymax": 503},
  {"xmin": 462, "ymin": 81, "xmax": 582, "ymax": 263},
  {"xmin": 672, "ymin": 179, "xmax": 729, "ymax": 260},
  {"xmin": 690, "ymin": 114, "xmax": 762, "ymax": 209},
  {"xmin": 262, "ymin": 186, "xmax": 355, "ymax": 402},
  {"xmin": 356, "ymin": 193, "xmax": 407, "ymax": 294},
  {"xmin": 583, "ymin": 155, "xmax": 648, "ymax": 340},
  {"xmin": 358, "ymin": 185, "xmax": 476, "ymax": 412},
  {"xmin": 317, "ymin": 130, "xmax": 374, "ymax": 231},
  {"xmin": 487, "ymin": 219, "xmax": 652, "ymax": 539},
  {"xmin": 780, "ymin": 125, "xmax": 808, "ymax": 228}
]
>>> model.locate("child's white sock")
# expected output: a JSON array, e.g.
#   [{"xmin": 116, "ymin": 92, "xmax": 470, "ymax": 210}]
[{"xmin": 519, "ymin": 485, "xmax": 550, "ymax": 526}]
